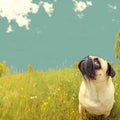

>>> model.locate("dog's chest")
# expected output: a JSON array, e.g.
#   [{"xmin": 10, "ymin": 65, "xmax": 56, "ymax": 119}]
[{"xmin": 79, "ymin": 81, "xmax": 114, "ymax": 114}]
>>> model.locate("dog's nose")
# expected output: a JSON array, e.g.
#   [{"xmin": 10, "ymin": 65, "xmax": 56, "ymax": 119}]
[{"xmin": 84, "ymin": 56, "xmax": 93, "ymax": 66}]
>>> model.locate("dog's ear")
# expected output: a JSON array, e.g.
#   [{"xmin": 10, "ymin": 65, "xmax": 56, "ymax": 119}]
[
  {"xmin": 106, "ymin": 63, "xmax": 115, "ymax": 78},
  {"xmin": 78, "ymin": 61, "xmax": 81, "ymax": 70},
  {"xmin": 78, "ymin": 60, "xmax": 84, "ymax": 71}
]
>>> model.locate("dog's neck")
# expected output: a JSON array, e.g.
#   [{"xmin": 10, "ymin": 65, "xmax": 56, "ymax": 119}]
[{"xmin": 83, "ymin": 76, "xmax": 112, "ymax": 91}]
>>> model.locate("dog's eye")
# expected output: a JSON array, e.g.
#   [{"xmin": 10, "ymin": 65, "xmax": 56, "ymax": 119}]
[
  {"xmin": 94, "ymin": 58, "xmax": 101, "ymax": 69},
  {"xmin": 94, "ymin": 59, "xmax": 99, "ymax": 64},
  {"xmin": 94, "ymin": 58, "xmax": 99, "ymax": 65},
  {"xmin": 94, "ymin": 61, "xmax": 99, "ymax": 66},
  {"xmin": 94, "ymin": 58, "xmax": 98, "ymax": 62}
]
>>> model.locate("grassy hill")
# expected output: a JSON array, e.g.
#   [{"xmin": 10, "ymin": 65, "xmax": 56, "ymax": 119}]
[{"xmin": 0, "ymin": 65, "xmax": 119, "ymax": 120}]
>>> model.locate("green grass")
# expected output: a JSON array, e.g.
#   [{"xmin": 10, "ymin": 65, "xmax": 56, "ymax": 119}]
[{"xmin": 0, "ymin": 65, "xmax": 119, "ymax": 120}]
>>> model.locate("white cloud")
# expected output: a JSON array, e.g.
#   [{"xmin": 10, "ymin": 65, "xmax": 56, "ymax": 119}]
[
  {"xmin": 77, "ymin": 13, "xmax": 84, "ymax": 19},
  {"xmin": 43, "ymin": 2, "xmax": 54, "ymax": 17},
  {"xmin": 0, "ymin": 0, "xmax": 40, "ymax": 30},
  {"xmin": 73, "ymin": 0, "xmax": 92, "ymax": 12},
  {"xmin": 112, "ymin": 18, "xmax": 120, "ymax": 23},
  {"xmin": 86, "ymin": 1, "xmax": 92, "ymax": 6},
  {"xmin": 73, "ymin": 0, "xmax": 87, "ymax": 12},
  {"xmin": 6, "ymin": 25, "xmax": 13, "ymax": 33},
  {"xmin": 107, "ymin": 4, "xmax": 117, "ymax": 10},
  {"xmin": 73, "ymin": 0, "xmax": 92, "ymax": 18},
  {"xmin": 0, "ymin": 0, "xmax": 54, "ymax": 32},
  {"xmin": 40, "ymin": 1, "xmax": 54, "ymax": 17}
]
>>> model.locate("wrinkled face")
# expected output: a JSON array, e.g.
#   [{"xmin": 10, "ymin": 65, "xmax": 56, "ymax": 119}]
[{"xmin": 78, "ymin": 56, "xmax": 115, "ymax": 80}]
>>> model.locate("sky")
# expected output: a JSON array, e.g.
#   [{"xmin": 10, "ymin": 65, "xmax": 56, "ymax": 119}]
[{"xmin": 0, "ymin": 0, "xmax": 120, "ymax": 71}]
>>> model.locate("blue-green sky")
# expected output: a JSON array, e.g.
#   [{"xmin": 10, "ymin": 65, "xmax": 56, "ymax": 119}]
[{"xmin": 0, "ymin": 0, "xmax": 119, "ymax": 70}]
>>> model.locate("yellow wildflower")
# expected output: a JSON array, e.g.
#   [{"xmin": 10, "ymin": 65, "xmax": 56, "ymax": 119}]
[
  {"xmin": 21, "ymin": 87, "xmax": 24, "ymax": 91},
  {"xmin": 115, "ymin": 92, "xmax": 118, "ymax": 96},
  {"xmin": 6, "ymin": 97, "xmax": 9, "ymax": 100},
  {"xmin": 48, "ymin": 96, "xmax": 50, "ymax": 100},
  {"xmin": 57, "ymin": 87, "xmax": 61, "ymax": 91},
  {"xmin": 43, "ymin": 102, "xmax": 48, "ymax": 106}
]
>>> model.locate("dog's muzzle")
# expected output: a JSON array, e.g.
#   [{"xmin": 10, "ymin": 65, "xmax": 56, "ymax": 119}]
[{"xmin": 78, "ymin": 57, "xmax": 96, "ymax": 80}]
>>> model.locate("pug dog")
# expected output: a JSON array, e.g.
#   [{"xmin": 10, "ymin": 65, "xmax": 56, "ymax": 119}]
[{"xmin": 78, "ymin": 56, "xmax": 115, "ymax": 119}]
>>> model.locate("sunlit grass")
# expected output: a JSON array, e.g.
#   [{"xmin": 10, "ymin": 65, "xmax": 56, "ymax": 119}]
[{"xmin": 0, "ymin": 65, "xmax": 119, "ymax": 120}]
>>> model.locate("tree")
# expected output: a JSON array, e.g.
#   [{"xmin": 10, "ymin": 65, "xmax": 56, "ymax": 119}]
[
  {"xmin": 115, "ymin": 31, "xmax": 120, "ymax": 60},
  {"xmin": 28, "ymin": 64, "xmax": 35, "ymax": 73},
  {"xmin": 0, "ymin": 61, "xmax": 9, "ymax": 77},
  {"xmin": 73, "ymin": 61, "xmax": 78, "ymax": 69}
]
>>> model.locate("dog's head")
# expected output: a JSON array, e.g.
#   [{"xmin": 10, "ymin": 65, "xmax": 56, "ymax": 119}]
[{"xmin": 78, "ymin": 56, "xmax": 115, "ymax": 80}]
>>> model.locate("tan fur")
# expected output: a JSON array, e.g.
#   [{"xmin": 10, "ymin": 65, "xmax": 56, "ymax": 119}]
[{"xmin": 79, "ymin": 56, "xmax": 115, "ymax": 119}]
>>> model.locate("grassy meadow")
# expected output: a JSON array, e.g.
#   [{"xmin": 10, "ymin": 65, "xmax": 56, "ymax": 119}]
[{"xmin": 0, "ymin": 64, "xmax": 119, "ymax": 120}]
